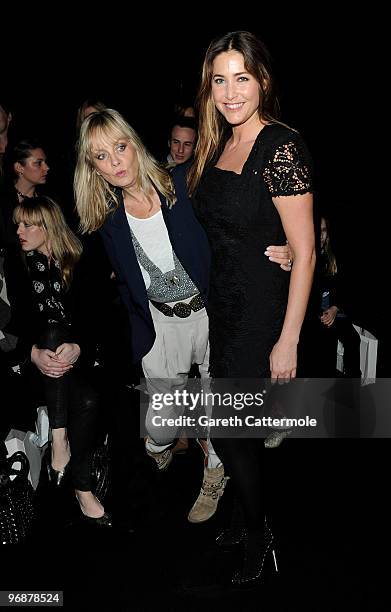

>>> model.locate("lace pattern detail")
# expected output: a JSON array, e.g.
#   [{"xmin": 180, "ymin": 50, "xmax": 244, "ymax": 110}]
[
  {"xmin": 263, "ymin": 141, "xmax": 312, "ymax": 197},
  {"xmin": 193, "ymin": 125, "xmax": 313, "ymax": 378}
]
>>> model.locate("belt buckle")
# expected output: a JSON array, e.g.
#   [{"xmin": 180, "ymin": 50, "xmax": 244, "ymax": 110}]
[{"xmin": 173, "ymin": 302, "xmax": 191, "ymax": 318}]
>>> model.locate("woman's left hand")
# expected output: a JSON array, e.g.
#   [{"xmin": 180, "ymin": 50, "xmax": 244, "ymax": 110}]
[
  {"xmin": 53, "ymin": 343, "xmax": 81, "ymax": 365},
  {"xmin": 270, "ymin": 340, "xmax": 297, "ymax": 382},
  {"xmin": 265, "ymin": 241, "xmax": 292, "ymax": 271}
]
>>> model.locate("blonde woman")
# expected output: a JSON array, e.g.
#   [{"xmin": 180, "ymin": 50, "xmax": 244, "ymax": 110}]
[
  {"xmin": 11, "ymin": 196, "xmax": 110, "ymax": 525},
  {"xmin": 74, "ymin": 108, "xmax": 291, "ymax": 524}
]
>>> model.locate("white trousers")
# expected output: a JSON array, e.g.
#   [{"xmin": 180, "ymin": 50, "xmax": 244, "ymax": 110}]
[{"xmin": 142, "ymin": 302, "xmax": 220, "ymax": 468}]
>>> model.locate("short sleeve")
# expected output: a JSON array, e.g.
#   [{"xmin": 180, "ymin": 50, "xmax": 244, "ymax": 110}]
[{"xmin": 263, "ymin": 139, "xmax": 312, "ymax": 197}]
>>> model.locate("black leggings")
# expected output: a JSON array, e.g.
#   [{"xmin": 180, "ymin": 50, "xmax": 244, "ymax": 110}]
[
  {"xmin": 211, "ymin": 437, "xmax": 265, "ymax": 532},
  {"xmin": 37, "ymin": 323, "xmax": 98, "ymax": 491}
]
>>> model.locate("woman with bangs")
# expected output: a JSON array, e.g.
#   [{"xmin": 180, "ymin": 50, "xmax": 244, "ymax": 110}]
[
  {"xmin": 74, "ymin": 108, "xmax": 292, "ymax": 525},
  {"xmin": 10, "ymin": 196, "xmax": 111, "ymax": 525}
]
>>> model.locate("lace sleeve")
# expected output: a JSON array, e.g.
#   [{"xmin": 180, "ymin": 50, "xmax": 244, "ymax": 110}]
[{"xmin": 263, "ymin": 140, "xmax": 312, "ymax": 197}]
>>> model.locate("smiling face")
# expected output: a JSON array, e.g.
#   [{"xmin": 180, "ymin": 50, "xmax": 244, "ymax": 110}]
[
  {"xmin": 17, "ymin": 221, "xmax": 48, "ymax": 255},
  {"xmin": 90, "ymin": 133, "xmax": 139, "ymax": 188},
  {"xmin": 15, "ymin": 148, "xmax": 49, "ymax": 186},
  {"xmin": 211, "ymin": 50, "xmax": 261, "ymax": 127}
]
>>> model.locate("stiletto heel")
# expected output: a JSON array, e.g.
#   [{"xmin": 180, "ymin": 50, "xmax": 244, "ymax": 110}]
[
  {"xmin": 272, "ymin": 548, "xmax": 278, "ymax": 573},
  {"xmin": 231, "ymin": 520, "xmax": 278, "ymax": 588}
]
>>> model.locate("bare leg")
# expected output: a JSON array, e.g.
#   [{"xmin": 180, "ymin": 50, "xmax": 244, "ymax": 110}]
[
  {"xmin": 51, "ymin": 427, "xmax": 70, "ymax": 471},
  {"xmin": 75, "ymin": 490, "xmax": 105, "ymax": 518}
]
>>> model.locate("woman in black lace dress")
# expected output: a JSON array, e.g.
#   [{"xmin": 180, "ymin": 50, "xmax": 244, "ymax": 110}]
[{"xmin": 189, "ymin": 31, "xmax": 316, "ymax": 586}]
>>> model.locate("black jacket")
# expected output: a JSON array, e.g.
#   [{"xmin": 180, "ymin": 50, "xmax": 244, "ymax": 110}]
[{"xmin": 99, "ymin": 164, "xmax": 211, "ymax": 363}]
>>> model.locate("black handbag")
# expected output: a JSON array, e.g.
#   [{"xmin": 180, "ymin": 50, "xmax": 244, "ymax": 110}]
[
  {"xmin": 0, "ymin": 451, "xmax": 35, "ymax": 545},
  {"xmin": 91, "ymin": 439, "xmax": 111, "ymax": 503}
]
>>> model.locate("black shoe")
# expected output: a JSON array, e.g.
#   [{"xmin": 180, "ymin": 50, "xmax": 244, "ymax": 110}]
[
  {"xmin": 81, "ymin": 511, "xmax": 112, "ymax": 527},
  {"xmin": 231, "ymin": 522, "xmax": 278, "ymax": 588},
  {"xmin": 47, "ymin": 461, "xmax": 70, "ymax": 487},
  {"xmin": 216, "ymin": 527, "xmax": 247, "ymax": 550},
  {"xmin": 216, "ymin": 499, "xmax": 246, "ymax": 550}
]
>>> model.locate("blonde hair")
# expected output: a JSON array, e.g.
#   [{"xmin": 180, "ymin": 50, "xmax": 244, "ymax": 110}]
[
  {"xmin": 188, "ymin": 31, "xmax": 280, "ymax": 195},
  {"xmin": 74, "ymin": 108, "xmax": 176, "ymax": 233},
  {"xmin": 13, "ymin": 196, "xmax": 82, "ymax": 289}
]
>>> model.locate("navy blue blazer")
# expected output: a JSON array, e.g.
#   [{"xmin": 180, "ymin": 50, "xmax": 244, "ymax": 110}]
[{"xmin": 99, "ymin": 165, "xmax": 211, "ymax": 364}]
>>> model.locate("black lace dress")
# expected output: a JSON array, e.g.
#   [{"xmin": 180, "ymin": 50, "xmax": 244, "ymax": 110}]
[{"xmin": 193, "ymin": 124, "xmax": 313, "ymax": 377}]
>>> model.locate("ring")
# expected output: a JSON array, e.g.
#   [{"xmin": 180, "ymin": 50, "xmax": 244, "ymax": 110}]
[{"xmin": 288, "ymin": 258, "xmax": 292, "ymax": 266}]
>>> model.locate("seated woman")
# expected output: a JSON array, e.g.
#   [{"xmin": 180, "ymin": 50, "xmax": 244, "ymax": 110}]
[
  {"xmin": 317, "ymin": 216, "xmax": 361, "ymax": 377},
  {"xmin": 10, "ymin": 195, "xmax": 110, "ymax": 525},
  {"xmin": 0, "ymin": 139, "xmax": 50, "ymax": 252}
]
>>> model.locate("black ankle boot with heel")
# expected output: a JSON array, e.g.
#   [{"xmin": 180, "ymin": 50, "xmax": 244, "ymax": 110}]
[
  {"xmin": 232, "ymin": 520, "xmax": 278, "ymax": 588},
  {"xmin": 216, "ymin": 499, "xmax": 247, "ymax": 550}
]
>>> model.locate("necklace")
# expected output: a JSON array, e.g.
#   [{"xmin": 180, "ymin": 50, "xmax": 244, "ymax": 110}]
[{"xmin": 16, "ymin": 189, "xmax": 36, "ymax": 200}]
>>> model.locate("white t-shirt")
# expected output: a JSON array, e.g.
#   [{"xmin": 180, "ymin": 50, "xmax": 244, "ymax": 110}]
[{"xmin": 126, "ymin": 209, "xmax": 174, "ymax": 289}]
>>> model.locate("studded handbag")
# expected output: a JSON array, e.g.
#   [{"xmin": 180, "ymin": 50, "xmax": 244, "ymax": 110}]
[{"xmin": 0, "ymin": 451, "xmax": 35, "ymax": 545}]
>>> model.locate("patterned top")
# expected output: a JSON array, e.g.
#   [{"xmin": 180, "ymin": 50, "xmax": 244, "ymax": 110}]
[{"xmin": 25, "ymin": 250, "xmax": 69, "ymax": 326}]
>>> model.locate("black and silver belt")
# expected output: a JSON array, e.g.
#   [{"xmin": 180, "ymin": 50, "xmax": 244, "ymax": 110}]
[{"xmin": 150, "ymin": 294, "xmax": 205, "ymax": 318}]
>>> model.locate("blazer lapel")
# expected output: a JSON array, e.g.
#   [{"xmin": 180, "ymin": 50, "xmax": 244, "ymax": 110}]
[
  {"xmin": 105, "ymin": 197, "xmax": 148, "ymax": 310},
  {"xmin": 160, "ymin": 192, "xmax": 203, "ymax": 293}
]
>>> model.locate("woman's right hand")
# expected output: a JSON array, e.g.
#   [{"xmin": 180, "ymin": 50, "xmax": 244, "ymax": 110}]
[
  {"xmin": 265, "ymin": 241, "xmax": 293, "ymax": 271},
  {"xmin": 31, "ymin": 345, "xmax": 73, "ymax": 378}
]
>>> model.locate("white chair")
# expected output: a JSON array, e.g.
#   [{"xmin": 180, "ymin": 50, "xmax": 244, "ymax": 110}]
[{"xmin": 336, "ymin": 325, "xmax": 378, "ymax": 385}]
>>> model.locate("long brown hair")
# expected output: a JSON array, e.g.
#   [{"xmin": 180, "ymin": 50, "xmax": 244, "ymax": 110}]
[
  {"xmin": 188, "ymin": 31, "xmax": 280, "ymax": 195},
  {"xmin": 13, "ymin": 196, "xmax": 82, "ymax": 289},
  {"xmin": 321, "ymin": 217, "xmax": 337, "ymax": 276}
]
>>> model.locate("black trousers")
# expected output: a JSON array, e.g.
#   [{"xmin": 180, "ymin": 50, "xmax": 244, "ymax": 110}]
[
  {"xmin": 211, "ymin": 436, "xmax": 265, "ymax": 532},
  {"xmin": 36, "ymin": 323, "xmax": 99, "ymax": 491}
]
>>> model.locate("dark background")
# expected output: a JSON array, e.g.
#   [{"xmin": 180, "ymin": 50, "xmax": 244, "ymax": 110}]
[
  {"xmin": 2, "ymin": 12, "xmax": 382, "ymax": 342},
  {"xmin": 1, "ymin": 15, "xmax": 389, "ymax": 609}
]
